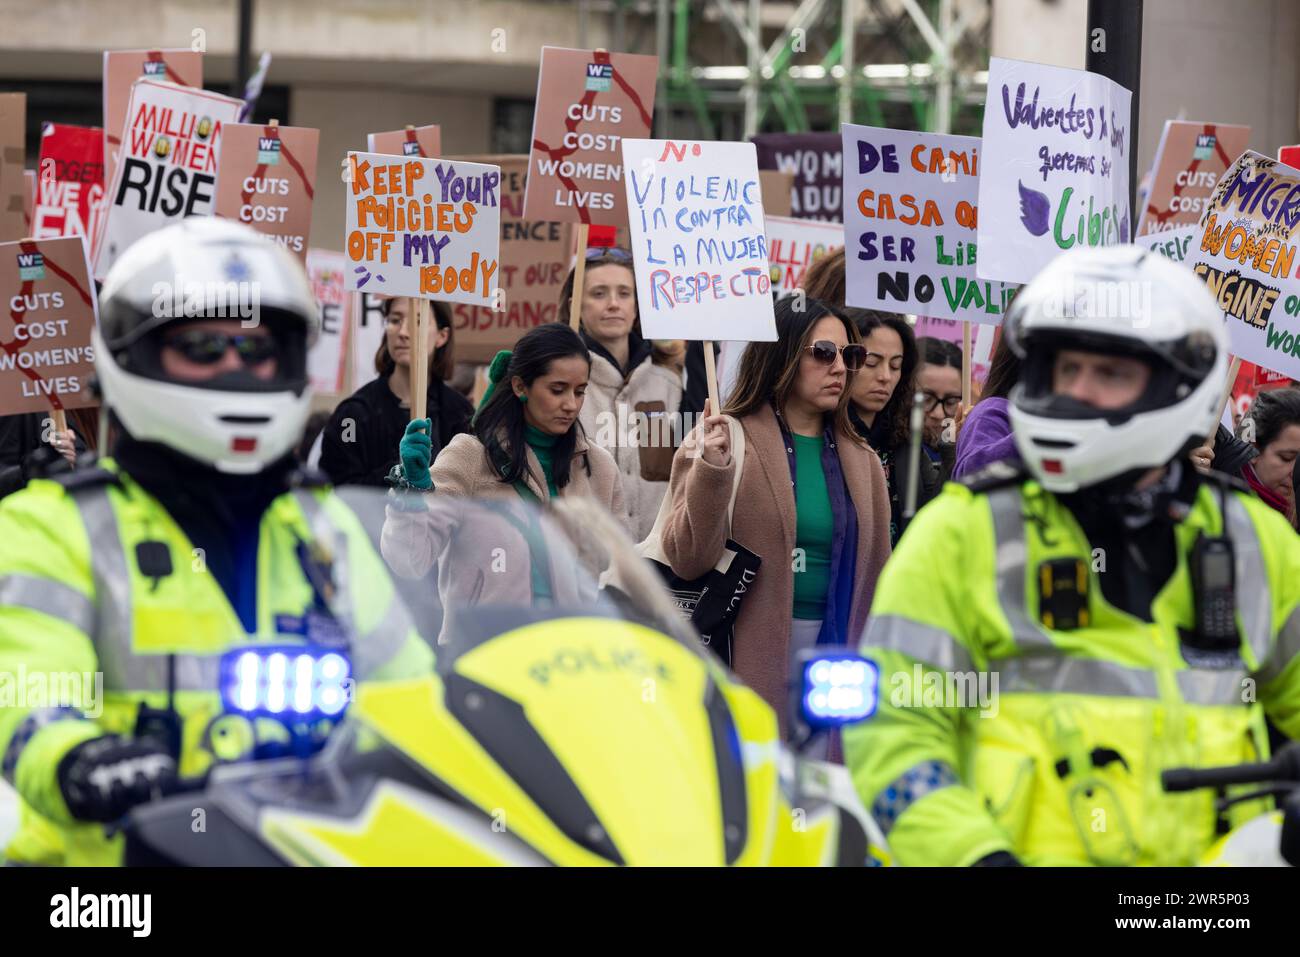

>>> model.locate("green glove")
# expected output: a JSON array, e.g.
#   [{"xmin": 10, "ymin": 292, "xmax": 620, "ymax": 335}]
[{"xmin": 399, "ymin": 418, "xmax": 434, "ymax": 489}]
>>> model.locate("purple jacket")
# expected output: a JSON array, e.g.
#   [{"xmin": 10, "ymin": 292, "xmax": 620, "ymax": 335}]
[{"xmin": 953, "ymin": 397, "xmax": 1021, "ymax": 480}]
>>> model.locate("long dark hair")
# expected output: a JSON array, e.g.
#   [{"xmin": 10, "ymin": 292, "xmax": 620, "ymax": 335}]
[
  {"xmin": 1241, "ymin": 388, "xmax": 1300, "ymax": 450},
  {"xmin": 473, "ymin": 324, "xmax": 591, "ymax": 488},
  {"xmin": 854, "ymin": 311, "xmax": 917, "ymax": 450},
  {"xmin": 375, "ymin": 296, "xmax": 455, "ymax": 381},
  {"xmin": 978, "ymin": 331, "xmax": 1022, "ymax": 403},
  {"xmin": 725, "ymin": 296, "xmax": 866, "ymax": 446}
]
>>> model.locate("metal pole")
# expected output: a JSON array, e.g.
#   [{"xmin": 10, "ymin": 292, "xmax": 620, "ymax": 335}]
[
  {"xmin": 235, "ymin": 0, "xmax": 253, "ymax": 95},
  {"xmin": 1085, "ymin": 0, "xmax": 1143, "ymax": 233},
  {"xmin": 744, "ymin": 0, "xmax": 760, "ymax": 138},
  {"xmin": 839, "ymin": 0, "xmax": 854, "ymax": 127},
  {"xmin": 934, "ymin": 0, "xmax": 952, "ymax": 134}
]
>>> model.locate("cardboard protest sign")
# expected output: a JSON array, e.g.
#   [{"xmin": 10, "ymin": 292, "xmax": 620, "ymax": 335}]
[
  {"xmin": 34, "ymin": 124, "xmax": 105, "ymax": 242},
  {"xmin": 449, "ymin": 154, "xmax": 570, "ymax": 363},
  {"xmin": 1133, "ymin": 223, "xmax": 1198, "ymax": 264},
  {"xmin": 523, "ymin": 46, "xmax": 658, "ymax": 226},
  {"xmin": 753, "ymin": 132, "xmax": 843, "ymax": 222},
  {"xmin": 622, "ymin": 139, "xmax": 775, "ymax": 342},
  {"xmin": 765, "ymin": 215, "xmax": 842, "ymax": 295},
  {"xmin": 844, "ymin": 124, "xmax": 1015, "ymax": 323},
  {"xmin": 214, "ymin": 122, "xmax": 318, "ymax": 263},
  {"xmin": 977, "ymin": 57, "xmax": 1132, "ymax": 284},
  {"xmin": 305, "ymin": 248, "xmax": 350, "ymax": 395},
  {"xmin": 367, "ymin": 125, "xmax": 442, "ymax": 158},
  {"xmin": 1136, "ymin": 121, "xmax": 1250, "ymax": 237},
  {"xmin": 759, "ymin": 170, "xmax": 794, "ymax": 217},
  {"xmin": 0, "ymin": 94, "xmax": 25, "ymax": 242},
  {"xmin": 0, "ymin": 237, "xmax": 99, "ymax": 415},
  {"xmin": 93, "ymin": 80, "xmax": 244, "ymax": 280},
  {"xmin": 1190, "ymin": 150, "xmax": 1300, "ymax": 380},
  {"xmin": 102, "ymin": 49, "xmax": 203, "ymax": 215},
  {"xmin": 343, "ymin": 152, "xmax": 501, "ymax": 308}
]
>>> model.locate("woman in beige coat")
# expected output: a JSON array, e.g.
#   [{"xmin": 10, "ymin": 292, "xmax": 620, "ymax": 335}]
[
  {"xmin": 661, "ymin": 297, "xmax": 892, "ymax": 737},
  {"xmin": 381, "ymin": 324, "xmax": 624, "ymax": 635},
  {"xmin": 562, "ymin": 247, "xmax": 685, "ymax": 541}
]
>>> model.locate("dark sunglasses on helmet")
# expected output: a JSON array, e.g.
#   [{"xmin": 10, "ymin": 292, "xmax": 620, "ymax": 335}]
[
  {"xmin": 805, "ymin": 339, "xmax": 867, "ymax": 372},
  {"xmin": 162, "ymin": 329, "xmax": 280, "ymax": 366}
]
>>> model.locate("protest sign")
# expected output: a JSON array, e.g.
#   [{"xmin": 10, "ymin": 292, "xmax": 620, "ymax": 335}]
[
  {"xmin": 622, "ymin": 138, "xmax": 775, "ymax": 342},
  {"xmin": 977, "ymin": 57, "xmax": 1132, "ymax": 284},
  {"xmin": 1225, "ymin": 360, "xmax": 1292, "ymax": 429},
  {"xmin": 523, "ymin": 46, "xmax": 658, "ymax": 226},
  {"xmin": 349, "ymin": 291, "xmax": 387, "ymax": 392},
  {"xmin": 214, "ymin": 122, "xmax": 318, "ymax": 263},
  {"xmin": 92, "ymin": 80, "xmax": 244, "ymax": 280},
  {"xmin": 0, "ymin": 237, "xmax": 99, "ymax": 416},
  {"xmin": 102, "ymin": 49, "xmax": 203, "ymax": 214},
  {"xmin": 343, "ymin": 152, "xmax": 501, "ymax": 308},
  {"xmin": 1282, "ymin": 146, "xmax": 1300, "ymax": 169},
  {"xmin": 34, "ymin": 124, "xmax": 105, "ymax": 242},
  {"xmin": 367, "ymin": 125, "xmax": 442, "ymax": 158},
  {"xmin": 1133, "ymin": 223, "xmax": 1197, "ymax": 264},
  {"xmin": 844, "ymin": 124, "xmax": 1015, "ymax": 323},
  {"xmin": 306, "ymin": 249, "xmax": 350, "ymax": 395},
  {"xmin": 759, "ymin": 170, "xmax": 794, "ymax": 217},
  {"xmin": 753, "ymin": 132, "xmax": 843, "ymax": 222},
  {"xmin": 765, "ymin": 214, "xmax": 842, "ymax": 295},
  {"xmin": 1136, "ymin": 121, "xmax": 1250, "ymax": 237},
  {"xmin": 0, "ymin": 94, "xmax": 24, "ymax": 242},
  {"xmin": 1190, "ymin": 150, "xmax": 1300, "ymax": 381},
  {"xmin": 449, "ymin": 154, "xmax": 570, "ymax": 363}
]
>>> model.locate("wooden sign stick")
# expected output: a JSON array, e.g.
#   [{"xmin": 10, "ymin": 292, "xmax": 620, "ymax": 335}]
[
  {"xmin": 703, "ymin": 340, "xmax": 721, "ymax": 419},
  {"xmin": 1205, "ymin": 355, "xmax": 1243, "ymax": 447},
  {"xmin": 569, "ymin": 223, "xmax": 590, "ymax": 332},
  {"xmin": 961, "ymin": 321, "xmax": 973, "ymax": 409},
  {"xmin": 412, "ymin": 297, "xmax": 430, "ymax": 423}
]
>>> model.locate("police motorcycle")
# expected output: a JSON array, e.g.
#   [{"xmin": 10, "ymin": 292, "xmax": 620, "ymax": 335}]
[
  {"xmin": 1163, "ymin": 744, "xmax": 1300, "ymax": 867},
  {"xmin": 124, "ymin": 492, "xmax": 886, "ymax": 866}
]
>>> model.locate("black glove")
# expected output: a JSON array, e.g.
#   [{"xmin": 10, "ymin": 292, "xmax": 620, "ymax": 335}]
[
  {"xmin": 972, "ymin": 850, "xmax": 1023, "ymax": 867},
  {"xmin": 56, "ymin": 735, "xmax": 178, "ymax": 823}
]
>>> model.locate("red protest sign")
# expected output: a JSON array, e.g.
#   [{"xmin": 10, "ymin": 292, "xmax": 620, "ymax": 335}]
[
  {"xmin": 367, "ymin": 125, "xmax": 442, "ymax": 158},
  {"xmin": 0, "ymin": 237, "xmax": 99, "ymax": 416},
  {"xmin": 523, "ymin": 46, "xmax": 657, "ymax": 227},
  {"xmin": 102, "ymin": 49, "xmax": 203, "ymax": 228},
  {"xmin": 214, "ymin": 122, "xmax": 318, "ymax": 263},
  {"xmin": 34, "ymin": 124, "xmax": 106, "ymax": 242}
]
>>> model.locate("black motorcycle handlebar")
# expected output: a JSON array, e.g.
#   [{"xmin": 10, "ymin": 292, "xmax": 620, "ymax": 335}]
[{"xmin": 1162, "ymin": 743, "xmax": 1300, "ymax": 793}]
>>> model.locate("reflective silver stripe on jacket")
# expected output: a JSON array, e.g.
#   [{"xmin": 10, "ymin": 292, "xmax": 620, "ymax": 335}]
[
  {"xmin": 292, "ymin": 490, "xmax": 408, "ymax": 678},
  {"xmin": 870, "ymin": 759, "xmax": 959, "ymax": 836},
  {"xmin": 1176, "ymin": 668, "xmax": 1248, "ymax": 707},
  {"xmin": 1, "ymin": 707, "xmax": 86, "ymax": 784},
  {"xmin": 72, "ymin": 484, "xmax": 136, "ymax": 690},
  {"xmin": 863, "ymin": 615, "xmax": 975, "ymax": 673},
  {"xmin": 0, "ymin": 574, "xmax": 95, "ymax": 635},
  {"xmin": 1256, "ymin": 605, "xmax": 1300, "ymax": 688},
  {"xmin": 1224, "ymin": 494, "xmax": 1273, "ymax": 669},
  {"xmin": 987, "ymin": 487, "xmax": 1056, "ymax": 653},
  {"xmin": 989, "ymin": 655, "xmax": 1158, "ymax": 698}
]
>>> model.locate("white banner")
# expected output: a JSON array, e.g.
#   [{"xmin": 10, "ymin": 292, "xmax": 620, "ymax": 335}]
[
  {"xmin": 305, "ymin": 249, "xmax": 350, "ymax": 395},
  {"xmin": 976, "ymin": 57, "xmax": 1132, "ymax": 285}
]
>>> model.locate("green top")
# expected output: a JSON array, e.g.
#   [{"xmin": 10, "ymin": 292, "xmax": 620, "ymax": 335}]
[
  {"xmin": 510, "ymin": 424, "xmax": 560, "ymax": 602},
  {"xmin": 792, "ymin": 432, "xmax": 833, "ymax": 621}
]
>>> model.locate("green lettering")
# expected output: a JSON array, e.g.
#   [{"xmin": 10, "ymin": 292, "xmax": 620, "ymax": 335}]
[{"xmin": 1053, "ymin": 186, "xmax": 1076, "ymax": 249}]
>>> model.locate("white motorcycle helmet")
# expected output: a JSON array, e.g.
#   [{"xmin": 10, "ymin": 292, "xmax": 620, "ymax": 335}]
[
  {"xmin": 1005, "ymin": 244, "xmax": 1228, "ymax": 494},
  {"xmin": 96, "ymin": 218, "xmax": 318, "ymax": 474}
]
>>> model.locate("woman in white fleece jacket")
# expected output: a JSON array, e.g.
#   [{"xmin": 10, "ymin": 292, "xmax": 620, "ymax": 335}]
[{"xmin": 562, "ymin": 247, "xmax": 684, "ymax": 542}]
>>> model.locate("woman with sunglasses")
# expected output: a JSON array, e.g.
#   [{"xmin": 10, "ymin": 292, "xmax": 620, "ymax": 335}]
[
  {"xmin": 319, "ymin": 296, "xmax": 473, "ymax": 488},
  {"xmin": 559, "ymin": 247, "xmax": 684, "ymax": 541},
  {"xmin": 660, "ymin": 297, "xmax": 891, "ymax": 745},
  {"xmin": 801, "ymin": 248, "xmax": 939, "ymax": 544}
]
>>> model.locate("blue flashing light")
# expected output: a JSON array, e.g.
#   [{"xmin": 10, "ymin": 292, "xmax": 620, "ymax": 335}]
[
  {"xmin": 801, "ymin": 653, "xmax": 878, "ymax": 728},
  {"xmin": 220, "ymin": 646, "xmax": 352, "ymax": 721}
]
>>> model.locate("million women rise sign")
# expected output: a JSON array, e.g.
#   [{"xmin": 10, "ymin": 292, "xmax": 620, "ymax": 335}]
[{"xmin": 92, "ymin": 79, "xmax": 243, "ymax": 279}]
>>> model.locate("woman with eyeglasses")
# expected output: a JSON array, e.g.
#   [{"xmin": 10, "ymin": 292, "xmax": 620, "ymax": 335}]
[
  {"xmin": 800, "ymin": 248, "xmax": 940, "ymax": 544},
  {"xmin": 319, "ymin": 296, "xmax": 473, "ymax": 488},
  {"xmin": 916, "ymin": 337, "xmax": 964, "ymax": 484},
  {"xmin": 660, "ymin": 297, "xmax": 891, "ymax": 744},
  {"xmin": 559, "ymin": 247, "xmax": 684, "ymax": 541}
]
